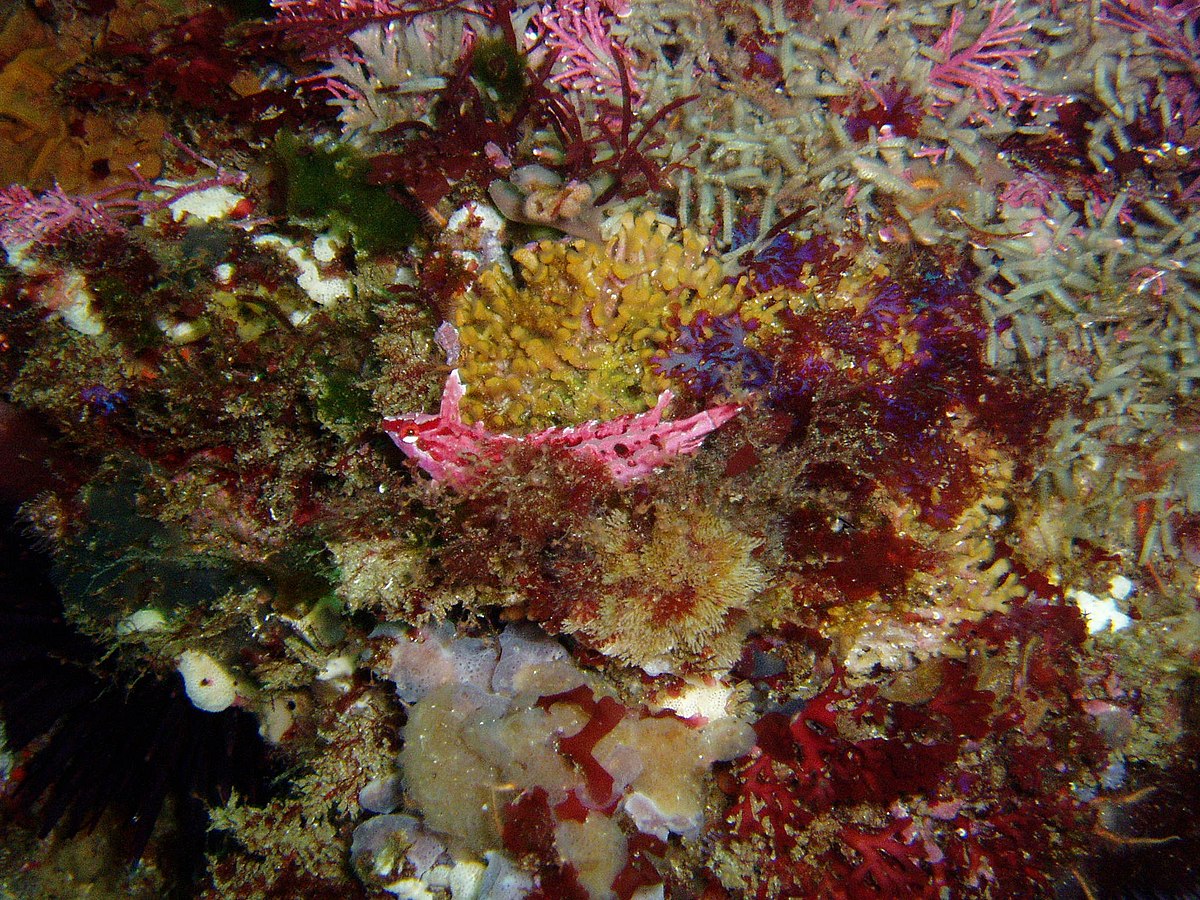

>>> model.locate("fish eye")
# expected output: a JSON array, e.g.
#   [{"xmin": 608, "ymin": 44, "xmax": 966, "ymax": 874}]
[{"xmin": 400, "ymin": 424, "xmax": 420, "ymax": 443}]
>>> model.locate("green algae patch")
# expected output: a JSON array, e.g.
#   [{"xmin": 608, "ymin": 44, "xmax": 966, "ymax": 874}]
[{"xmin": 272, "ymin": 132, "xmax": 419, "ymax": 254}]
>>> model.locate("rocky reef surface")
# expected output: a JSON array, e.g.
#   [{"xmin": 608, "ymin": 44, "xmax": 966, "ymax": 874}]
[{"xmin": 1, "ymin": 0, "xmax": 1198, "ymax": 897}]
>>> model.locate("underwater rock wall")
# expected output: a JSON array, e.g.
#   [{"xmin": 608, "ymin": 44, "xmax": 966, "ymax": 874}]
[{"xmin": 0, "ymin": 0, "xmax": 1198, "ymax": 898}]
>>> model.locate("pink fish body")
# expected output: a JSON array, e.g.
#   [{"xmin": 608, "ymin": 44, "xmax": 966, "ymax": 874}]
[{"xmin": 383, "ymin": 370, "xmax": 739, "ymax": 488}]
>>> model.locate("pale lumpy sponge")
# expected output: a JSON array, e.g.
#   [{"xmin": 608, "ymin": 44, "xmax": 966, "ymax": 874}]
[{"xmin": 360, "ymin": 623, "xmax": 754, "ymax": 898}]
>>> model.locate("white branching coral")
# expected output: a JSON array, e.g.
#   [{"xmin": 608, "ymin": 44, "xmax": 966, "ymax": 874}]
[
  {"xmin": 977, "ymin": 189, "xmax": 1200, "ymax": 563},
  {"xmin": 607, "ymin": 0, "xmax": 1199, "ymax": 571},
  {"xmin": 314, "ymin": 14, "xmax": 475, "ymax": 141},
  {"xmin": 619, "ymin": 0, "xmax": 1192, "ymax": 249}
]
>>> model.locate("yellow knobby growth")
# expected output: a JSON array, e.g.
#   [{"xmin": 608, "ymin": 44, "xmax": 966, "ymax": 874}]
[{"xmin": 454, "ymin": 211, "xmax": 744, "ymax": 430}]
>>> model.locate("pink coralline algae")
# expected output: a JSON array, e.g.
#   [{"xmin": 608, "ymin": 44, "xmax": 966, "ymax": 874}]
[
  {"xmin": 1100, "ymin": 0, "xmax": 1200, "ymax": 84},
  {"xmin": 383, "ymin": 369, "xmax": 740, "ymax": 487},
  {"xmin": 533, "ymin": 0, "xmax": 643, "ymax": 107},
  {"xmin": 928, "ymin": 1, "xmax": 1063, "ymax": 123},
  {"xmin": 0, "ymin": 143, "xmax": 247, "ymax": 251}
]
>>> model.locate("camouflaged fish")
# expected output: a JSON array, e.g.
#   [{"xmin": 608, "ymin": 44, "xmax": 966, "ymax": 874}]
[{"xmin": 383, "ymin": 370, "xmax": 740, "ymax": 488}]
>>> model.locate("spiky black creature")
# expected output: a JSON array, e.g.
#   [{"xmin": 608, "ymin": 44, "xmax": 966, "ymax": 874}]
[{"xmin": 0, "ymin": 501, "xmax": 272, "ymax": 896}]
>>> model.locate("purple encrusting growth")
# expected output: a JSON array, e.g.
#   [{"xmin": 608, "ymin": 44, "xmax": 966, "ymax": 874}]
[
  {"xmin": 81, "ymin": 385, "xmax": 130, "ymax": 418},
  {"xmin": 738, "ymin": 230, "xmax": 839, "ymax": 294},
  {"xmin": 843, "ymin": 80, "xmax": 924, "ymax": 141},
  {"xmin": 383, "ymin": 370, "xmax": 740, "ymax": 488},
  {"xmin": 652, "ymin": 311, "xmax": 774, "ymax": 399},
  {"xmin": 3, "ymin": 0, "xmax": 1196, "ymax": 893}
]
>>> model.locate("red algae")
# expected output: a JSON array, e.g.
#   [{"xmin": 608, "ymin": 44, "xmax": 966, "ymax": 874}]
[
  {"xmin": 785, "ymin": 508, "xmax": 932, "ymax": 604},
  {"xmin": 537, "ymin": 685, "xmax": 626, "ymax": 807},
  {"xmin": 502, "ymin": 787, "xmax": 559, "ymax": 867}
]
